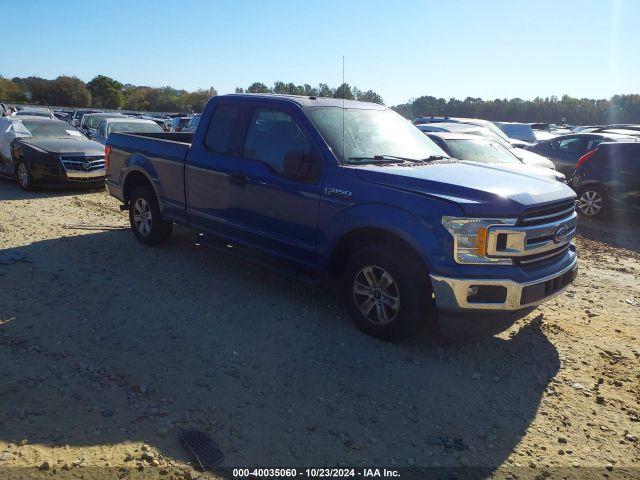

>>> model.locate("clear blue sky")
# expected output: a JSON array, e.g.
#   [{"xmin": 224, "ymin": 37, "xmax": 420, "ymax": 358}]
[{"xmin": 3, "ymin": 0, "xmax": 639, "ymax": 105}]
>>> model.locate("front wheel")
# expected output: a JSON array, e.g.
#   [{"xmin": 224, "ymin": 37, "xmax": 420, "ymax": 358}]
[
  {"xmin": 128, "ymin": 186, "xmax": 173, "ymax": 245},
  {"xmin": 16, "ymin": 161, "xmax": 33, "ymax": 190},
  {"xmin": 342, "ymin": 244, "xmax": 436, "ymax": 341},
  {"xmin": 577, "ymin": 185, "xmax": 606, "ymax": 219}
]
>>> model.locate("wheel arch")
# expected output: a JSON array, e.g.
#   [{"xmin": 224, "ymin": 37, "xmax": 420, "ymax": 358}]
[
  {"xmin": 328, "ymin": 226, "xmax": 429, "ymax": 278},
  {"xmin": 122, "ymin": 169, "xmax": 156, "ymax": 203}
]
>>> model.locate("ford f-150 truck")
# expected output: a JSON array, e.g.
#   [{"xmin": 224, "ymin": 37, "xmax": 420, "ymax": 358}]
[{"xmin": 106, "ymin": 94, "xmax": 578, "ymax": 340}]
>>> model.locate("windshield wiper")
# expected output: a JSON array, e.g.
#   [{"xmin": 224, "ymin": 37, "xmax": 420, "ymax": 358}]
[
  {"xmin": 345, "ymin": 154, "xmax": 450, "ymax": 165},
  {"xmin": 420, "ymin": 155, "xmax": 449, "ymax": 162},
  {"xmin": 345, "ymin": 155, "xmax": 408, "ymax": 164}
]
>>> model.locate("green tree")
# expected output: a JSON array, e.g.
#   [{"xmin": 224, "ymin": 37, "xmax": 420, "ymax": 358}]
[
  {"xmin": 247, "ymin": 82, "xmax": 270, "ymax": 93},
  {"xmin": 0, "ymin": 77, "xmax": 26, "ymax": 102},
  {"xmin": 317, "ymin": 83, "xmax": 333, "ymax": 98},
  {"xmin": 333, "ymin": 83, "xmax": 354, "ymax": 100},
  {"xmin": 356, "ymin": 89, "xmax": 384, "ymax": 105},
  {"xmin": 187, "ymin": 87, "xmax": 217, "ymax": 112},
  {"xmin": 50, "ymin": 76, "xmax": 91, "ymax": 107},
  {"xmin": 87, "ymin": 75, "xmax": 124, "ymax": 108}
]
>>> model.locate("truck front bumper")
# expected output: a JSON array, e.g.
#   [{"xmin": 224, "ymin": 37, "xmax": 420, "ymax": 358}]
[{"xmin": 430, "ymin": 256, "xmax": 578, "ymax": 312}]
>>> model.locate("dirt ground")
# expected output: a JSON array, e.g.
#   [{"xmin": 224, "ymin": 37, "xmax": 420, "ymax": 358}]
[{"xmin": 0, "ymin": 179, "xmax": 638, "ymax": 479}]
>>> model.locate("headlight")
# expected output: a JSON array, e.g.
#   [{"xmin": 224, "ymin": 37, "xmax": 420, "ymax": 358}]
[{"xmin": 442, "ymin": 216, "xmax": 516, "ymax": 265}]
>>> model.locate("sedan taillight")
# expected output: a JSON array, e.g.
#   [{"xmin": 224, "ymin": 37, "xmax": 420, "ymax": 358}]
[
  {"xmin": 576, "ymin": 148, "xmax": 597, "ymax": 169},
  {"xmin": 105, "ymin": 145, "xmax": 111, "ymax": 171}
]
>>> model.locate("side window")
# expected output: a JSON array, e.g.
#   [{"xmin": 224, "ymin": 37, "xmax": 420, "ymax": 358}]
[
  {"xmin": 549, "ymin": 140, "xmax": 559, "ymax": 151},
  {"xmin": 586, "ymin": 138, "xmax": 603, "ymax": 151},
  {"xmin": 204, "ymin": 105, "xmax": 251, "ymax": 156},
  {"xmin": 243, "ymin": 108, "xmax": 316, "ymax": 179},
  {"xmin": 605, "ymin": 145, "xmax": 640, "ymax": 171},
  {"xmin": 557, "ymin": 137, "xmax": 587, "ymax": 154}
]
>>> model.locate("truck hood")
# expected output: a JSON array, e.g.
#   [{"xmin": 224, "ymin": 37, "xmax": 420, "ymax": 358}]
[
  {"xmin": 20, "ymin": 137, "xmax": 104, "ymax": 156},
  {"xmin": 475, "ymin": 162, "xmax": 566, "ymax": 182},
  {"xmin": 354, "ymin": 161, "xmax": 575, "ymax": 215}
]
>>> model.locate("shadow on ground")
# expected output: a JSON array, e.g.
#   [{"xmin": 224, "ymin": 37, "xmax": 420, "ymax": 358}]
[
  {"xmin": 577, "ymin": 212, "xmax": 640, "ymax": 253},
  {"xmin": 0, "ymin": 226, "xmax": 559, "ymax": 474},
  {"xmin": 0, "ymin": 177, "xmax": 103, "ymax": 201}
]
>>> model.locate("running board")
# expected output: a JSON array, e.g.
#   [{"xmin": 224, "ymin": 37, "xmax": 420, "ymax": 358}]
[{"xmin": 198, "ymin": 234, "xmax": 321, "ymax": 285}]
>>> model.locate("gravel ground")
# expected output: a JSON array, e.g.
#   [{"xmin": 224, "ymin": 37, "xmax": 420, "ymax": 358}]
[{"xmin": 0, "ymin": 179, "xmax": 638, "ymax": 479}]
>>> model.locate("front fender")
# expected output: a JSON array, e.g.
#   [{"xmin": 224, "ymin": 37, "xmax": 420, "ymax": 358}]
[{"xmin": 319, "ymin": 202, "xmax": 451, "ymax": 272}]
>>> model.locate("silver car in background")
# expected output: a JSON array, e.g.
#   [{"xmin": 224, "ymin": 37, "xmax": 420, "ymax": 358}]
[{"xmin": 92, "ymin": 118, "xmax": 164, "ymax": 145}]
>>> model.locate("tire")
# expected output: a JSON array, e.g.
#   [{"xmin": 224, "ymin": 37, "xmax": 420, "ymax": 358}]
[
  {"xmin": 577, "ymin": 185, "xmax": 606, "ymax": 219},
  {"xmin": 16, "ymin": 161, "xmax": 33, "ymax": 190},
  {"xmin": 342, "ymin": 244, "xmax": 436, "ymax": 341},
  {"xmin": 128, "ymin": 186, "xmax": 173, "ymax": 245}
]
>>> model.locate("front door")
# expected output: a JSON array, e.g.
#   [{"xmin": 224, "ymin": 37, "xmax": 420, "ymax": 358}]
[{"xmin": 186, "ymin": 102, "xmax": 323, "ymax": 267}]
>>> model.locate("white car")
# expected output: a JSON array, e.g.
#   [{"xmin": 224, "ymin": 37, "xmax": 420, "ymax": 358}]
[{"xmin": 92, "ymin": 118, "xmax": 164, "ymax": 145}]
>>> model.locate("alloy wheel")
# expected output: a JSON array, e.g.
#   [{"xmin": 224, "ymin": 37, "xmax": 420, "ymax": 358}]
[
  {"xmin": 578, "ymin": 190, "xmax": 603, "ymax": 216},
  {"xmin": 17, "ymin": 163, "xmax": 30, "ymax": 188},
  {"xmin": 353, "ymin": 265, "xmax": 400, "ymax": 325},
  {"xmin": 133, "ymin": 198, "xmax": 153, "ymax": 236}
]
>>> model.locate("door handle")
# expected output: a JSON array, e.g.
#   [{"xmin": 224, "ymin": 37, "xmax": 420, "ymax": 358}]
[{"xmin": 227, "ymin": 172, "xmax": 248, "ymax": 187}]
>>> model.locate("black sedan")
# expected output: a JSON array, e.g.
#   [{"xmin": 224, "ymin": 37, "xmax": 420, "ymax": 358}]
[
  {"xmin": 1, "ymin": 118, "xmax": 105, "ymax": 190},
  {"xmin": 570, "ymin": 142, "xmax": 640, "ymax": 219},
  {"xmin": 526, "ymin": 132, "xmax": 636, "ymax": 176}
]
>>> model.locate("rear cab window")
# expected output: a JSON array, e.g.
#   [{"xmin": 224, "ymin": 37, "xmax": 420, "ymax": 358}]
[{"xmin": 204, "ymin": 104, "xmax": 252, "ymax": 156}]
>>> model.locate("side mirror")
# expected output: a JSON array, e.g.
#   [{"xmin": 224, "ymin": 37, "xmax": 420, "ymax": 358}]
[{"xmin": 283, "ymin": 150, "xmax": 320, "ymax": 182}]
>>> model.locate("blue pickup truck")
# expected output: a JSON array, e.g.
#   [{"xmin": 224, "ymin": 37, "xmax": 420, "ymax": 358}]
[{"xmin": 106, "ymin": 94, "xmax": 578, "ymax": 340}]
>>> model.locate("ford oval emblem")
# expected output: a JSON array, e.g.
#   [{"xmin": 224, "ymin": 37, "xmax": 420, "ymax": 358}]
[{"xmin": 553, "ymin": 225, "xmax": 568, "ymax": 244}]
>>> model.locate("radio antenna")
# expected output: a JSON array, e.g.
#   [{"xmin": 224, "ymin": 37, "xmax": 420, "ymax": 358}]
[{"xmin": 342, "ymin": 55, "xmax": 345, "ymax": 160}]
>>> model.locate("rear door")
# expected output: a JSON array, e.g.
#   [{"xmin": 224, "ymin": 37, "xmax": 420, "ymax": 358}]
[
  {"xmin": 185, "ymin": 102, "xmax": 253, "ymax": 235},
  {"xmin": 548, "ymin": 136, "xmax": 589, "ymax": 175},
  {"xmin": 604, "ymin": 144, "xmax": 640, "ymax": 209}
]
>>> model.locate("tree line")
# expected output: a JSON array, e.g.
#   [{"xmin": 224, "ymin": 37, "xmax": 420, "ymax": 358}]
[
  {"xmin": 0, "ymin": 75, "xmax": 217, "ymax": 113},
  {"xmin": 2, "ymin": 73, "xmax": 639, "ymax": 123},
  {"xmin": 0, "ymin": 75, "xmax": 383, "ymax": 113},
  {"xmin": 392, "ymin": 94, "xmax": 640, "ymax": 125}
]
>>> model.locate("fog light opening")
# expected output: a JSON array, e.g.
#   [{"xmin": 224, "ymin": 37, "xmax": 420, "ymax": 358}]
[{"xmin": 467, "ymin": 285, "xmax": 508, "ymax": 304}]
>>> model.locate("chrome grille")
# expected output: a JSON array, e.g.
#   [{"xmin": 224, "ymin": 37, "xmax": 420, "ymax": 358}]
[
  {"xmin": 60, "ymin": 155, "xmax": 105, "ymax": 173},
  {"xmin": 515, "ymin": 244, "xmax": 572, "ymax": 268},
  {"xmin": 518, "ymin": 199, "xmax": 577, "ymax": 226},
  {"xmin": 484, "ymin": 199, "xmax": 577, "ymax": 268}
]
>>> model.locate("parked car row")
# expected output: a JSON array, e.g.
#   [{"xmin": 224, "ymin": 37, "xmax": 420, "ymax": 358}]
[
  {"xmin": 0, "ymin": 107, "xmax": 176, "ymax": 189},
  {"xmin": 412, "ymin": 116, "xmax": 639, "ymax": 216}
]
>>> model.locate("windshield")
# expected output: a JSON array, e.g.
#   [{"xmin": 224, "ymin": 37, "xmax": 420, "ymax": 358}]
[
  {"xmin": 497, "ymin": 123, "xmax": 537, "ymax": 143},
  {"xmin": 307, "ymin": 107, "xmax": 447, "ymax": 162},
  {"xmin": 446, "ymin": 138, "xmax": 520, "ymax": 164},
  {"xmin": 20, "ymin": 120, "xmax": 83, "ymax": 138},
  {"xmin": 107, "ymin": 121, "xmax": 163, "ymax": 135},
  {"xmin": 88, "ymin": 115, "xmax": 122, "ymax": 128},
  {"xmin": 16, "ymin": 110, "xmax": 51, "ymax": 118}
]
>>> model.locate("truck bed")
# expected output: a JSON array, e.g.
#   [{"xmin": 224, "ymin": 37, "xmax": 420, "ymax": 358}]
[{"xmin": 106, "ymin": 132, "xmax": 194, "ymax": 222}]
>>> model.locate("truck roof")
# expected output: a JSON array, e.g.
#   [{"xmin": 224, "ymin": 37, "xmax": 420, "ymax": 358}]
[{"xmin": 219, "ymin": 93, "xmax": 386, "ymax": 110}]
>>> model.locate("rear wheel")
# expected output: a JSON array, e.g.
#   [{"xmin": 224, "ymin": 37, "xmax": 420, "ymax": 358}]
[
  {"xmin": 342, "ymin": 244, "xmax": 436, "ymax": 341},
  {"xmin": 128, "ymin": 186, "xmax": 173, "ymax": 245},
  {"xmin": 577, "ymin": 185, "xmax": 606, "ymax": 219},
  {"xmin": 16, "ymin": 161, "xmax": 33, "ymax": 190}
]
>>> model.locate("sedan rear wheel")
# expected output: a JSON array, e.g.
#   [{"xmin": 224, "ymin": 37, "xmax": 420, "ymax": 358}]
[{"xmin": 577, "ymin": 187, "xmax": 605, "ymax": 218}]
